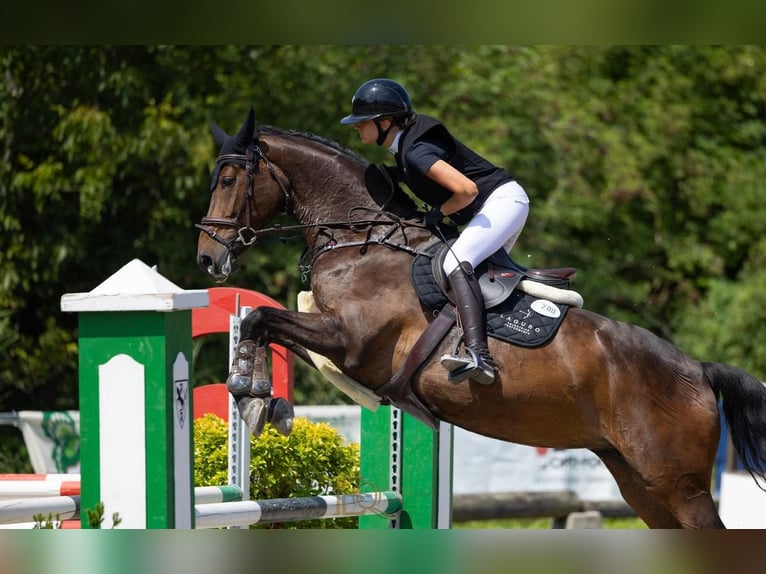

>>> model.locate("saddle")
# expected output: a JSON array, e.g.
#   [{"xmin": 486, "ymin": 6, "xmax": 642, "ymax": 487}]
[
  {"xmin": 415, "ymin": 240, "xmax": 581, "ymax": 312},
  {"xmin": 375, "ymin": 240, "xmax": 584, "ymax": 430}
]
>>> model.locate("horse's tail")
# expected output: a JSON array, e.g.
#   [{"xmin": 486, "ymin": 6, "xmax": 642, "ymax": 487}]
[{"xmin": 702, "ymin": 361, "xmax": 766, "ymax": 488}]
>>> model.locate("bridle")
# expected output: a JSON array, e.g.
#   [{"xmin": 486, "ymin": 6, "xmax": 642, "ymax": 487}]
[
  {"xmin": 196, "ymin": 143, "xmax": 291, "ymax": 252},
  {"xmin": 197, "ymin": 137, "xmax": 442, "ymax": 281}
]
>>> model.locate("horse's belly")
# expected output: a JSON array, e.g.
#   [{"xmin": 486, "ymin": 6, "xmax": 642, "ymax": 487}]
[{"xmin": 423, "ymin": 374, "xmax": 610, "ymax": 450}]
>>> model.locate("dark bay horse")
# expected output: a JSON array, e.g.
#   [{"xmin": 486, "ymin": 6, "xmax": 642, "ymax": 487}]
[{"xmin": 197, "ymin": 108, "xmax": 766, "ymax": 528}]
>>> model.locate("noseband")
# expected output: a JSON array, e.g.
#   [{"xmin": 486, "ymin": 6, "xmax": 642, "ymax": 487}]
[{"xmin": 196, "ymin": 143, "xmax": 291, "ymax": 251}]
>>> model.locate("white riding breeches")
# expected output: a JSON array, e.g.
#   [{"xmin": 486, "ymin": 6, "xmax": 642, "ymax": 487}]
[{"xmin": 442, "ymin": 180, "xmax": 529, "ymax": 276}]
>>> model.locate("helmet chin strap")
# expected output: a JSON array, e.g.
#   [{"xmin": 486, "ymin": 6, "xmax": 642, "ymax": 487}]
[{"xmin": 373, "ymin": 118, "xmax": 393, "ymax": 146}]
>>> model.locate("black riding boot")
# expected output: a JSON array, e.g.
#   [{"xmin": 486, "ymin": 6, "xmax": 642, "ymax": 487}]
[{"xmin": 440, "ymin": 261, "xmax": 497, "ymax": 385}]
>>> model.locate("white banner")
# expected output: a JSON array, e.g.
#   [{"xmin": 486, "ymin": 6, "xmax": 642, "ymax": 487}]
[
  {"xmin": 13, "ymin": 406, "xmax": 622, "ymax": 501},
  {"xmin": 16, "ymin": 411, "xmax": 80, "ymax": 474},
  {"xmin": 452, "ymin": 429, "xmax": 621, "ymax": 501},
  {"xmin": 295, "ymin": 405, "xmax": 622, "ymax": 502}
]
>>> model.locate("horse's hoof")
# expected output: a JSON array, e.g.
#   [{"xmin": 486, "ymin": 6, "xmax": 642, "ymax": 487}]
[
  {"xmin": 226, "ymin": 373, "xmax": 252, "ymax": 395},
  {"xmin": 236, "ymin": 396, "xmax": 268, "ymax": 437},
  {"xmin": 268, "ymin": 397, "xmax": 294, "ymax": 437}
]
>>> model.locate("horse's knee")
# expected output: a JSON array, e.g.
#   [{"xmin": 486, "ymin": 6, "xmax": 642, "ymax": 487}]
[
  {"xmin": 240, "ymin": 306, "xmax": 270, "ymax": 340},
  {"xmin": 242, "ymin": 306, "xmax": 268, "ymax": 326}
]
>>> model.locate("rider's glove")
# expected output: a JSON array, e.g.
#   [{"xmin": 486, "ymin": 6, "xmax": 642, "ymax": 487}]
[{"xmin": 422, "ymin": 206, "xmax": 443, "ymax": 228}]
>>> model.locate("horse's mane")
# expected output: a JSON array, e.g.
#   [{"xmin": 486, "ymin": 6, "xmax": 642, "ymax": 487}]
[{"xmin": 256, "ymin": 125, "xmax": 369, "ymax": 166}]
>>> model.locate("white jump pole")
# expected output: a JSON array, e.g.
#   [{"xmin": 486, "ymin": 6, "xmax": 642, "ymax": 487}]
[
  {"xmin": 0, "ymin": 482, "xmax": 242, "ymax": 504},
  {"xmin": 195, "ymin": 490, "xmax": 402, "ymax": 529}
]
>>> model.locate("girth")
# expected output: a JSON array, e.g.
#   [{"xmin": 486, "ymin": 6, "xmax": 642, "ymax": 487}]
[{"xmin": 374, "ymin": 305, "xmax": 457, "ymax": 430}]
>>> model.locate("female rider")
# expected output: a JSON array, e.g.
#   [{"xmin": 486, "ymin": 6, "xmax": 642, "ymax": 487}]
[{"xmin": 341, "ymin": 78, "xmax": 529, "ymax": 385}]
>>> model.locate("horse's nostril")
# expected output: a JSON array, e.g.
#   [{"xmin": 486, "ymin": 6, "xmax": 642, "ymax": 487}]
[{"xmin": 198, "ymin": 253, "xmax": 213, "ymax": 270}]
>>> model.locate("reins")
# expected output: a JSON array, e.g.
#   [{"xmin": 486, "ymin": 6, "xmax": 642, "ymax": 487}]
[
  {"xmin": 197, "ymin": 142, "xmax": 437, "ymax": 276},
  {"xmin": 296, "ymin": 206, "xmax": 435, "ymax": 283}
]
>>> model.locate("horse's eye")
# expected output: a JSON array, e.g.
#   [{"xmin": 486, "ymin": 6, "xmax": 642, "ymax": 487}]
[{"xmin": 222, "ymin": 176, "xmax": 236, "ymax": 188}]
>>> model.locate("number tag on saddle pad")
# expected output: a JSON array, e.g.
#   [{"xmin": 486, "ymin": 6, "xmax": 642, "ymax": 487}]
[{"xmin": 487, "ymin": 291, "xmax": 570, "ymax": 348}]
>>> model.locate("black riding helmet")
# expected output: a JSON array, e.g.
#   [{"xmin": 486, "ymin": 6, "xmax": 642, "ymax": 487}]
[
  {"xmin": 340, "ymin": 78, "xmax": 414, "ymax": 145},
  {"xmin": 340, "ymin": 78, "xmax": 413, "ymax": 125}
]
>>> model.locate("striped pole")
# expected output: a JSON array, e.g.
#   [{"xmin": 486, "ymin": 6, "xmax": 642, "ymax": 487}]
[
  {"xmin": 191, "ymin": 485, "xmax": 243, "ymax": 505},
  {"xmin": 0, "ymin": 482, "xmax": 242, "ymax": 504},
  {"xmin": 61, "ymin": 259, "xmax": 209, "ymax": 529},
  {"xmin": 0, "ymin": 481, "xmax": 80, "ymax": 499},
  {"xmin": 0, "ymin": 521, "xmax": 80, "ymax": 529},
  {"xmin": 0, "ymin": 474, "xmax": 79, "ymax": 481},
  {"xmin": 195, "ymin": 491, "xmax": 402, "ymax": 529},
  {"xmin": 1, "ymin": 489, "xmax": 397, "ymax": 528},
  {"xmin": 0, "ymin": 495, "xmax": 79, "ymax": 524},
  {"xmin": 0, "ymin": 486, "xmax": 242, "ymax": 526}
]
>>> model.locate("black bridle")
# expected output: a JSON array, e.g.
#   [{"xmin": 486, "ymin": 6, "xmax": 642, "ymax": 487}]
[
  {"xmin": 196, "ymin": 143, "xmax": 292, "ymax": 252},
  {"xmin": 197, "ymin": 140, "xmax": 440, "ymax": 281}
]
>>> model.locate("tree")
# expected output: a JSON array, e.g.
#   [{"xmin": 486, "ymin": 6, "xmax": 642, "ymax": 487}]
[{"xmin": 2, "ymin": 45, "xmax": 765, "ymax": 446}]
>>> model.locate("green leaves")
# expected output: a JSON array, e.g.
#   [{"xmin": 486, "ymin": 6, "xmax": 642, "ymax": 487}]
[
  {"xmin": 2, "ymin": 45, "xmax": 766, "ymax": 430},
  {"xmin": 193, "ymin": 414, "xmax": 360, "ymax": 529}
]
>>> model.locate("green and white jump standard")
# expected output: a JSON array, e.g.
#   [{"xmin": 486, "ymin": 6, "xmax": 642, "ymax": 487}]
[
  {"xmin": 61, "ymin": 259, "xmax": 209, "ymax": 529},
  {"xmin": 359, "ymin": 406, "xmax": 453, "ymax": 529}
]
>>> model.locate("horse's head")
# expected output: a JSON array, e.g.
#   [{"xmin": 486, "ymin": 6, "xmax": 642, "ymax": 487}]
[{"xmin": 197, "ymin": 107, "xmax": 291, "ymax": 281}]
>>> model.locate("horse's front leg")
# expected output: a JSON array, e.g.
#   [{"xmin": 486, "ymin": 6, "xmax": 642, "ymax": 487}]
[
  {"xmin": 226, "ymin": 307, "xmax": 346, "ymax": 437},
  {"xmin": 240, "ymin": 306, "xmax": 348, "ymax": 359},
  {"xmin": 226, "ymin": 342, "xmax": 283, "ymax": 437}
]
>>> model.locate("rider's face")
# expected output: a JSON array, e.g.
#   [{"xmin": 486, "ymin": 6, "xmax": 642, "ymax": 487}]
[
  {"xmin": 353, "ymin": 118, "xmax": 395, "ymax": 146},
  {"xmin": 353, "ymin": 119, "xmax": 379, "ymax": 145}
]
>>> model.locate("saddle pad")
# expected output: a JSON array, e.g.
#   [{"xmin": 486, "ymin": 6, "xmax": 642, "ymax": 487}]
[
  {"xmin": 486, "ymin": 290, "xmax": 569, "ymax": 348},
  {"xmin": 411, "ymin": 248, "xmax": 569, "ymax": 348}
]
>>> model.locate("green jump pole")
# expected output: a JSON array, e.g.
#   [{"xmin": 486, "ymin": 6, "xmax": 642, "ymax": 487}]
[
  {"xmin": 359, "ymin": 405, "xmax": 453, "ymax": 529},
  {"xmin": 61, "ymin": 259, "xmax": 209, "ymax": 529}
]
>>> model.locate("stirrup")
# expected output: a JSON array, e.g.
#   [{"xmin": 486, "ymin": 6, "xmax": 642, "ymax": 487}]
[{"xmin": 440, "ymin": 347, "xmax": 496, "ymax": 385}]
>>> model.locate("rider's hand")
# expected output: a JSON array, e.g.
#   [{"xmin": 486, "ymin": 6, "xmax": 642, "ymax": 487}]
[{"xmin": 422, "ymin": 207, "xmax": 443, "ymax": 228}]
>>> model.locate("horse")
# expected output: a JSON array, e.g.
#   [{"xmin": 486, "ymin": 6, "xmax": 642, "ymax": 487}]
[{"xmin": 197, "ymin": 107, "xmax": 766, "ymax": 529}]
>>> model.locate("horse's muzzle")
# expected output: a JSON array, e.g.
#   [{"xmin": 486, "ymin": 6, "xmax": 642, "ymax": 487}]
[
  {"xmin": 196, "ymin": 224, "xmax": 243, "ymax": 281},
  {"xmin": 197, "ymin": 248, "xmax": 239, "ymax": 282}
]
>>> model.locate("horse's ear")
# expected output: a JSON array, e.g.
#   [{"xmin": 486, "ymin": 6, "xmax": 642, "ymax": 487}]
[
  {"xmin": 210, "ymin": 123, "xmax": 229, "ymax": 146},
  {"xmin": 234, "ymin": 106, "xmax": 256, "ymax": 151}
]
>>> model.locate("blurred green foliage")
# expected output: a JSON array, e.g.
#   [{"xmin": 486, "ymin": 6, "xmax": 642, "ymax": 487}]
[
  {"xmin": 2, "ymin": 45, "xmax": 765, "ymax": 426},
  {"xmin": 193, "ymin": 413, "xmax": 360, "ymax": 528}
]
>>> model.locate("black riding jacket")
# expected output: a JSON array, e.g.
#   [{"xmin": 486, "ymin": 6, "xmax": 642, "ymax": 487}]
[{"xmin": 393, "ymin": 115, "xmax": 513, "ymax": 225}]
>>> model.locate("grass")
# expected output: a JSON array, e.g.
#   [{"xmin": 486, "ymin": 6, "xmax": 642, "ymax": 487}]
[{"xmin": 453, "ymin": 516, "xmax": 648, "ymax": 529}]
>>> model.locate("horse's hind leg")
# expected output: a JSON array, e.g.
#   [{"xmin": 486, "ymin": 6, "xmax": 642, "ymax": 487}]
[
  {"xmin": 594, "ymin": 449, "xmax": 680, "ymax": 528},
  {"xmin": 595, "ymin": 449, "xmax": 724, "ymax": 529},
  {"xmin": 666, "ymin": 473, "xmax": 724, "ymax": 529}
]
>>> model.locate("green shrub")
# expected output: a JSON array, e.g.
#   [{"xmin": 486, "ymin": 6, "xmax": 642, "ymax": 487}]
[{"xmin": 193, "ymin": 413, "xmax": 360, "ymax": 529}]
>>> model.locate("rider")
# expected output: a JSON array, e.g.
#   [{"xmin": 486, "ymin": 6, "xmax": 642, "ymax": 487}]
[{"xmin": 340, "ymin": 78, "xmax": 530, "ymax": 385}]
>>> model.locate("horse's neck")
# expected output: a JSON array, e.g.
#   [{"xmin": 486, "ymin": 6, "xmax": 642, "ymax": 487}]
[{"xmin": 269, "ymin": 136, "xmax": 382, "ymax": 224}]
